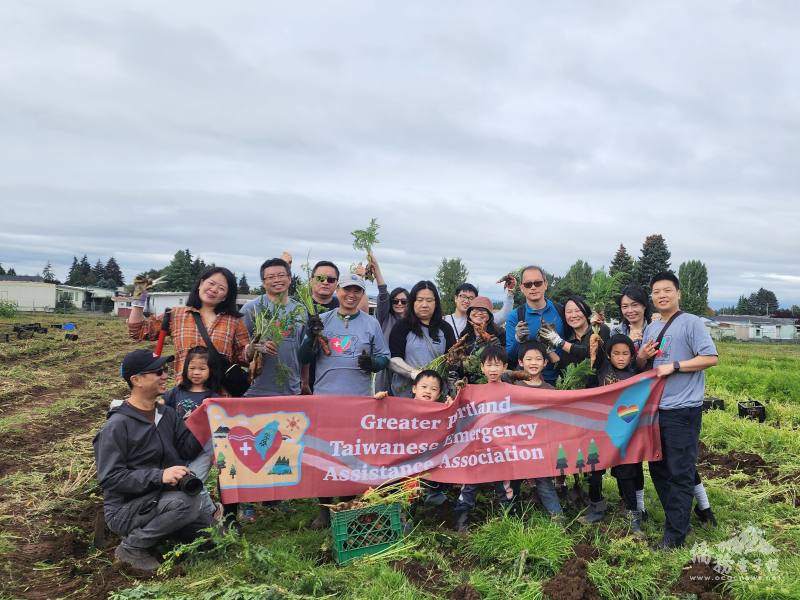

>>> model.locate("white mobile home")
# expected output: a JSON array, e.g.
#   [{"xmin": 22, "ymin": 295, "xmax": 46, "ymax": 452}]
[{"xmin": 0, "ymin": 277, "xmax": 56, "ymax": 311}]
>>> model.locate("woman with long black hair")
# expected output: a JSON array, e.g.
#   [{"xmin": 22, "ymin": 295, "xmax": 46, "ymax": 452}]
[{"xmin": 388, "ymin": 281, "xmax": 455, "ymax": 397}]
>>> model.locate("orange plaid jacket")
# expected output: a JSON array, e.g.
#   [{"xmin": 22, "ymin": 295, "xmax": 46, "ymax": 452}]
[{"xmin": 128, "ymin": 306, "xmax": 250, "ymax": 384}]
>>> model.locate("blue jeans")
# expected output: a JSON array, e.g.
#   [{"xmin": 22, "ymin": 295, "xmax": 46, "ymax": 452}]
[
  {"xmin": 534, "ymin": 477, "xmax": 562, "ymax": 515},
  {"xmin": 649, "ymin": 406, "xmax": 702, "ymax": 545}
]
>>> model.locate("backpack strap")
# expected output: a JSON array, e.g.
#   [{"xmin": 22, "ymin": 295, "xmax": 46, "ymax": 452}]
[{"xmin": 646, "ymin": 311, "xmax": 684, "ymax": 369}]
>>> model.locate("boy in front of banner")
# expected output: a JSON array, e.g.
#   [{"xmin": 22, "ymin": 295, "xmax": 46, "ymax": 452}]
[
  {"xmin": 508, "ymin": 341, "xmax": 563, "ymax": 518},
  {"xmin": 375, "ymin": 370, "xmax": 449, "ymax": 514},
  {"xmin": 452, "ymin": 346, "xmax": 522, "ymax": 532}
]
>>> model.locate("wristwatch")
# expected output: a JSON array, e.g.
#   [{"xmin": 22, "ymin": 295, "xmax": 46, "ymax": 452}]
[{"xmin": 673, "ymin": 361, "xmax": 681, "ymax": 372}]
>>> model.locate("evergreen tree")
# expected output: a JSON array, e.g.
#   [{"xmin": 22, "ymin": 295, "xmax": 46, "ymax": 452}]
[
  {"xmin": 66, "ymin": 257, "xmax": 79, "ymax": 285},
  {"xmin": 633, "ymin": 234, "xmax": 671, "ymax": 289},
  {"xmin": 556, "ymin": 444, "xmax": 569, "ymax": 477},
  {"xmin": 191, "ymin": 256, "xmax": 208, "ymax": 282},
  {"xmin": 78, "ymin": 255, "xmax": 92, "ymax": 286},
  {"xmin": 609, "ymin": 244, "xmax": 635, "ymax": 287},
  {"xmin": 735, "ymin": 295, "xmax": 753, "ymax": 315},
  {"xmin": 103, "ymin": 257, "xmax": 124, "ymax": 286},
  {"xmin": 237, "ymin": 274, "xmax": 250, "ymax": 295},
  {"xmin": 550, "ymin": 260, "xmax": 593, "ymax": 304},
  {"xmin": 587, "ymin": 439, "xmax": 600, "ymax": 473},
  {"xmin": 677, "ymin": 260, "xmax": 709, "ymax": 316},
  {"xmin": 7, "ymin": 267, "xmax": 16, "ymax": 276},
  {"xmin": 575, "ymin": 449, "xmax": 585, "ymax": 475},
  {"xmin": 92, "ymin": 259, "xmax": 106, "ymax": 281},
  {"xmin": 749, "ymin": 288, "xmax": 779, "ymax": 316},
  {"xmin": 0, "ymin": 263, "xmax": 5, "ymax": 275},
  {"xmin": 163, "ymin": 249, "xmax": 195, "ymax": 291},
  {"xmin": 435, "ymin": 258, "xmax": 469, "ymax": 314},
  {"xmin": 42, "ymin": 262, "xmax": 56, "ymax": 283}
]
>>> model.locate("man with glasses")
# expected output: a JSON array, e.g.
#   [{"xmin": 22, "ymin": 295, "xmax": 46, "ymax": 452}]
[
  {"xmin": 94, "ymin": 350, "xmax": 210, "ymax": 574},
  {"xmin": 505, "ymin": 265, "xmax": 565, "ymax": 385},
  {"xmin": 298, "ymin": 273, "xmax": 390, "ymax": 528},
  {"xmin": 310, "ymin": 260, "xmax": 341, "ymax": 310},
  {"xmin": 241, "ymin": 257, "xmax": 308, "ymax": 397},
  {"xmin": 445, "ymin": 281, "xmax": 517, "ymax": 338}
]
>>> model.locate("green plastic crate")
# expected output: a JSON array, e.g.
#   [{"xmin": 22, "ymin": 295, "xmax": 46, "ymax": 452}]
[{"xmin": 331, "ymin": 502, "xmax": 404, "ymax": 565}]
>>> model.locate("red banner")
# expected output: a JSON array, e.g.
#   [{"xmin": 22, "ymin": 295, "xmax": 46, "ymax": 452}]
[{"xmin": 186, "ymin": 372, "xmax": 665, "ymax": 504}]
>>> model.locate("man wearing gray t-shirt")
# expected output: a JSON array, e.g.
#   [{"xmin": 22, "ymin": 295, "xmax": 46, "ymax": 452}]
[
  {"xmin": 298, "ymin": 273, "xmax": 390, "ymax": 529},
  {"xmin": 637, "ymin": 272, "xmax": 718, "ymax": 549}
]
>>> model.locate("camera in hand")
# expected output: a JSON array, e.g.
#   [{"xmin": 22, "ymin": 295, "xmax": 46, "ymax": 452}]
[{"xmin": 176, "ymin": 471, "xmax": 203, "ymax": 496}]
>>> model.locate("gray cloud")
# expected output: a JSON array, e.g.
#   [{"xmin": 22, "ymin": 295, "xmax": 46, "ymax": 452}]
[{"xmin": 1, "ymin": 1, "xmax": 798, "ymax": 306}]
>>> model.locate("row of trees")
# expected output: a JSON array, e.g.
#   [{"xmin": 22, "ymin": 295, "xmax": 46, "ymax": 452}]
[
  {"xmin": 717, "ymin": 289, "xmax": 796, "ymax": 317},
  {"xmin": 65, "ymin": 256, "xmax": 124, "ymax": 289},
  {"xmin": 0, "ymin": 264, "xmax": 17, "ymax": 276},
  {"xmin": 435, "ymin": 234, "xmax": 711, "ymax": 317},
  {"xmin": 134, "ymin": 249, "xmax": 256, "ymax": 297}
]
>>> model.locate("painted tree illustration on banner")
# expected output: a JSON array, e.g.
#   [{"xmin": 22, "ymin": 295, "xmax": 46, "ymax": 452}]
[
  {"xmin": 217, "ymin": 452, "xmax": 227, "ymax": 470},
  {"xmin": 587, "ymin": 439, "xmax": 600, "ymax": 473},
  {"xmin": 229, "ymin": 464, "xmax": 237, "ymax": 479},
  {"xmin": 575, "ymin": 448, "xmax": 586, "ymax": 475},
  {"xmin": 556, "ymin": 444, "xmax": 569, "ymax": 477}
]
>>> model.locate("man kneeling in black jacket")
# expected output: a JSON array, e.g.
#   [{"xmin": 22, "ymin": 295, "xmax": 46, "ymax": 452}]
[{"xmin": 93, "ymin": 350, "xmax": 212, "ymax": 573}]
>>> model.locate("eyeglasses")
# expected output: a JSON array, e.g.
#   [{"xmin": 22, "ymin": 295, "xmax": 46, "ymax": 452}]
[
  {"xmin": 392, "ymin": 299, "xmax": 408, "ymax": 305},
  {"xmin": 457, "ymin": 294, "xmax": 476, "ymax": 301},
  {"xmin": 263, "ymin": 273, "xmax": 289, "ymax": 281},
  {"xmin": 314, "ymin": 275, "xmax": 338, "ymax": 284},
  {"xmin": 522, "ymin": 280, "xmax": 545, "ymax": 289}
]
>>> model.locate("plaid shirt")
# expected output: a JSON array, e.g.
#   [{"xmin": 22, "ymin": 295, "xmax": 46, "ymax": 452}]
[{"xmin": 128, "ymin": 306, "xmax": 250, "ymax": 384}]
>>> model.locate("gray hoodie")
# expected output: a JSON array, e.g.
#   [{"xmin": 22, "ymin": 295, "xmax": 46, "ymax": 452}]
[{"xmin": 93, "ymin": 401, "xmax": 202, "ymax": 520}]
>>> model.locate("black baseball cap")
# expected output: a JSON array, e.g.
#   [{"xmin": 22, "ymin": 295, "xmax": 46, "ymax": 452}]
[{"xmin": 121, "ymin": 349, "xmax": 174, "ymax": 385}]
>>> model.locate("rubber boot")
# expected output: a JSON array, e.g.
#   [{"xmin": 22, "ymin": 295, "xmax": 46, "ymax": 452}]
[
  {"xmin": 311, "ymin": 506, "xmax": 331, "ymax": 530},
  {"xmin": 694, "ymin": 505, "xmax": 718, "ymax": 527},
  {"xmin": 579, "ymin": 498, "xmax": 607, "ymax": 524},
  {"xmin": 454, "ymin": 510, "xmax": 470, "ymax": 533},
  {"xmin": 627, "ymin": 510, "xmax": 645, "ymax": 539}
]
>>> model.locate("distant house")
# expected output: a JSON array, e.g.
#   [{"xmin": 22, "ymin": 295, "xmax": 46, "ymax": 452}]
[
  {"xmin": 113, "ymin": 296, "xmax": 133, "ymax": 318},
  {"xmin": 147, "ymin": 292, "xmax": 190, "ymax": 316},
  {"xmin": 0, "ymin": 277, "xmax": 117, "ymax": 312},
  {"xmin": 0, "ymin": 276, "xmax": 55, "ymax": 311},
  {"xmin": 712, "ymin": 314, "xmax": 799, "ymax": 341}
]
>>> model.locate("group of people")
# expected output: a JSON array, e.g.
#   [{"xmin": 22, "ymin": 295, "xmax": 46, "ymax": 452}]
[{"xmin": 93, "ymin": 254, "xmax": 719, "ymax": 573}]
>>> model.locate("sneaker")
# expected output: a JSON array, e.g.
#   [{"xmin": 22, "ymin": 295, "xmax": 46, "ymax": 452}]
[
  {"xmin": 694, "ymin": 505, "xmax": 718, "ymax": 527},
  {"xmin": 626, "ymin": 510, "xmax": 646, "ymax": 539},
  {"xmin": 454, "ymin": 510, "xmax": 470, "ymax": 533},
  {"xmin": 219, "ymin": 515, "xmax": 242, "ymax": 536},
  {"xmin": 424, "ymin": 491, "xmax": 448, "ymax": 506},
  {"xmin": 114, "ymin": 544, "xmax": 161, "ymax": 573},
  {"xmin": 240, "ymin": 504, "xmax": 257, "ymax": 523},
  {"xmin": 578, "ymin": 499, "xmax": 607, "ymax": 524},
  {"xmin": 653, "ymin": 537, "xmax": 684, "ymax": 550}
]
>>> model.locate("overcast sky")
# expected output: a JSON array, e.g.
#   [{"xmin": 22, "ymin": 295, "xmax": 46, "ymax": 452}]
[{"xmin": 1, "ymin": 1, "xmax": 798, "ymax": 306}]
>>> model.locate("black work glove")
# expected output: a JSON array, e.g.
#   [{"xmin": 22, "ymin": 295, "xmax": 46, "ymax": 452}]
[
  {"xmin": 307, "ymin": 315, "xmax": 324, "ymax": 337},
  {"xmin": 358, "ymin": 350, "xmax": 375, "ymax": 372}
]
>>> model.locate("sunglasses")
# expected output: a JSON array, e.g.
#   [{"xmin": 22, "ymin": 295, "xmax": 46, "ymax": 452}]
[
  {"xmin": 314, "ymin": 275, "xmax": 338, "ymax": 284},
  {"xmin": 522, "ymin": 280, "xmax": 545, "ymax": 289},
  {"xmin": 140, "ymin": 367, "xmax": 168, "ymax": 377},
  {"xmin": 392, "ymin": 299, "xmax": 408, "ymax": 305}
]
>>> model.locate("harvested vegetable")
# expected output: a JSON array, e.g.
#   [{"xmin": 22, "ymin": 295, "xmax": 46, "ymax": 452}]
[
  {"xmin": 585, "ymin": 270, "xmax": 624, "ymax": 331},
  {"xmin": 324, "ymin": 477, "xmax": 421, "ymax": 512},
  {"xmin": 350, "ymin": 218, "xmax": 380, "ymax": 281},
  {"xmin": 248, "ymin": 297, "xmax": 305, "ymax": 386},
  {"xmin": 294, "ymin": 257, "xmax": 332, "ymax": 356},
  {"xmin": 556, "ymin": 359, "xmax": 595, "ymax": 390}
]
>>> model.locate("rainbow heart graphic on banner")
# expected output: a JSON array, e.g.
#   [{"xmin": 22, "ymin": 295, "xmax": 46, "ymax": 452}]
[{"xmin": 617, "ymin": 405, "xmax": 640, "ymax": 423}]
